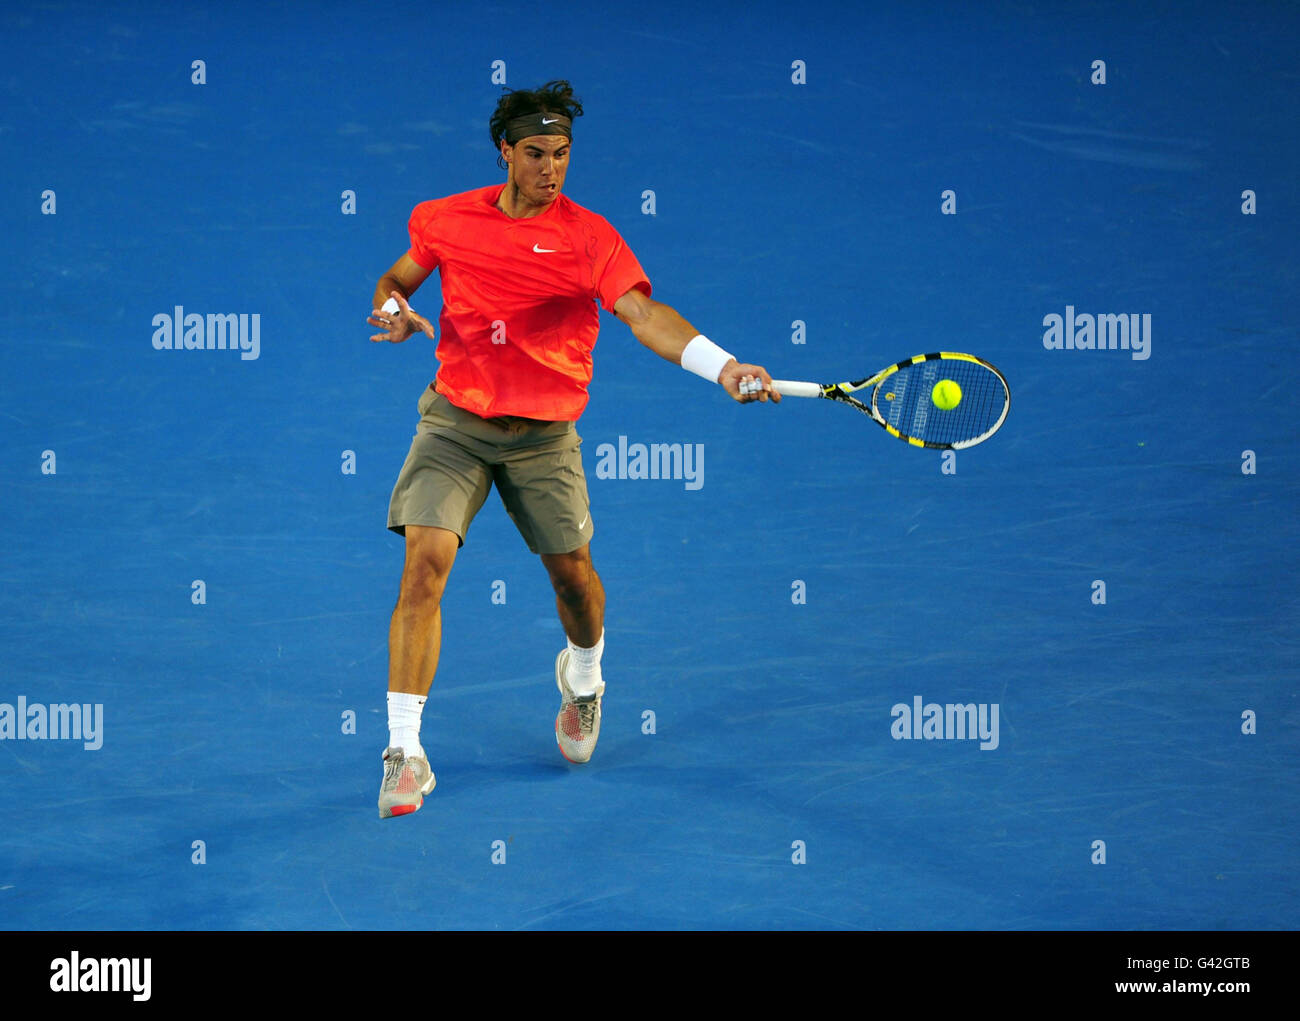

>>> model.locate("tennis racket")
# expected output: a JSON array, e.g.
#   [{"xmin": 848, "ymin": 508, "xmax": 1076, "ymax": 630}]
[{"xmin": 752, "ymin": 352, "xmax": 1010, "ymax": 450}]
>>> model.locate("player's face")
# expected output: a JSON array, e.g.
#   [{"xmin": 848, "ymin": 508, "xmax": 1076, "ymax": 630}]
[{"xmin": 506, "ymin": 134, "xmax": 570, "ymax": 207}]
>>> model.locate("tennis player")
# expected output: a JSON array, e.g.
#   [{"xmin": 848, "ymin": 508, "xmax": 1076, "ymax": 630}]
[{"xmin": 368, "ymin": 80, "xmax": 778, "ymax": 818}]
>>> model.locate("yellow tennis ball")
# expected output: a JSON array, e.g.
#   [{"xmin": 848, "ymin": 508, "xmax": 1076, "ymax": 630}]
[{"xmin": 932, "ymin": 379, "xmax": 962, "ymax": 410}]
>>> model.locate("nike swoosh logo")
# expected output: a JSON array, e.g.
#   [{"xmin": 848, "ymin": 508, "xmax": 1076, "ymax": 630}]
[
  {"xmin": 533, "ymin": 244, "xmax": 557, "ymax": 253},
  {"xmin": 542, "ymin": 117, "xmax": 559, "ymax": 125},
  {"xmin": 578, "ymin": 515, "xmax": 588, "ymax": 529}
]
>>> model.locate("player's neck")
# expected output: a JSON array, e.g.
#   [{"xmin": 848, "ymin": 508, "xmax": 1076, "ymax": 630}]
[{"xmin": 496, "ymin": 180, "xmax": 554, "ymax": 220}]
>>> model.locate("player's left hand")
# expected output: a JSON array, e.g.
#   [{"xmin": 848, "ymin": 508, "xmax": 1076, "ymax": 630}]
[
  {"xmin": 367, "ymin": 291, "xmax": 436, "ymax": 344},
  {"xmin": 719, "ymin": 361, "xmax": 781, "ymax": 404}
]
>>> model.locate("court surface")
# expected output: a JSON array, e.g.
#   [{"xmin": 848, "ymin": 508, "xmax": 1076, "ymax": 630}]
[{"xmin": 1, "ymin": 0, "xmax": 1296, "ymax": 930}]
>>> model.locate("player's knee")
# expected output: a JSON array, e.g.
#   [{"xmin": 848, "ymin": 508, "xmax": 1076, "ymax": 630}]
[
  {"xmin": 549, "ymin": 562, "xmax": 594, "ymax": 606},
  {"xmin": 400, "ymin": 545, "xmax": 454, "ymax": 606}
]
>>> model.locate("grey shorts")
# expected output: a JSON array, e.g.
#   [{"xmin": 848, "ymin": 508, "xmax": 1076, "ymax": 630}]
[{"xmin": 387, "ymin": 387, "xmax": 595, "ymax": 555}]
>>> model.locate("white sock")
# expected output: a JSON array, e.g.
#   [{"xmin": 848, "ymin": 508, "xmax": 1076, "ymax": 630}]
[
  {"xmin": 566, "ymin": 630, "xmax": 604, "ymax": 696},
  {"xmin": 387, "ymin": 691, "xmax": 427, "ymax": 759}
]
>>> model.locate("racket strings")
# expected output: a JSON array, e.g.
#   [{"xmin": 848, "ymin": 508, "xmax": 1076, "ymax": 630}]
[{"xmin": 875, "ymin": 359, "xmax": 1007, "ymax": 447}]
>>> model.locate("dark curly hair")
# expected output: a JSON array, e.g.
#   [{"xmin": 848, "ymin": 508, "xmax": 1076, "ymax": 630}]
[{"xmin": 490, "ymin": 79, "xmax": 584, "ymax": 169}]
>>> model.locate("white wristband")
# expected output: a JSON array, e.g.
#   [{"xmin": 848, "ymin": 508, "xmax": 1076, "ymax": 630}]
[
  {"xmin": 680, "ymin": 334, "xmax": 735, "ymax": 383},
  {"xmin": 381, "ymin": 297, "xmax": 410, "ymax": 315}
]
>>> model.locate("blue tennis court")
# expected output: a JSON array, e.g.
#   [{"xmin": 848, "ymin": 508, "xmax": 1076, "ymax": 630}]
[{"xmin": 1, "ymin": 0, "xmax": 1296, "ymax": 930}]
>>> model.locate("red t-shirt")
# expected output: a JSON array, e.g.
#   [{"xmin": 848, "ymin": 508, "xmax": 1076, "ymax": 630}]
[{"xmin": 406, "ymin": 183, "xmax": 651, "ymax": 421}]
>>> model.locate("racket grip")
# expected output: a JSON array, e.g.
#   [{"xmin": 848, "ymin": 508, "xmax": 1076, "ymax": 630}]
[{"xmin": 770, "ymin": 379, "xmax": 822, "ymax": 398}]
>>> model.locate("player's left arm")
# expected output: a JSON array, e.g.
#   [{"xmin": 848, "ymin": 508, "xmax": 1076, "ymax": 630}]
[{"xmin": 612, "ymin": 287, "xmax": 779, "ymax": 403}]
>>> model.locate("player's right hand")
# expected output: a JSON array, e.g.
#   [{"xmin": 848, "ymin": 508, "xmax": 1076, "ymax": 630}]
[
  {"xmin": 719, "ymin": 360, "xmax": 781, "ymax": 404},
  {"xmin": 368, "ymin": 290, "xmax": 436, "ymax": 344}
]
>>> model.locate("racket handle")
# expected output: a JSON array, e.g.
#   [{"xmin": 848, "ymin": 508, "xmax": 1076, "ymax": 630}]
[{"xmin": 770, "ymin": 379, "xmax": 822, "ymax": 398}]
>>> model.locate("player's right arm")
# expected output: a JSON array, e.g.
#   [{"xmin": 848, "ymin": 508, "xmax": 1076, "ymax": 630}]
[
  {"xmin": 373, "ymin": 253, "xmax": 429, "ymax": 309},
  {"xmin": 368, "ymin": 254, "xmax": 437, "ymax": 343}
]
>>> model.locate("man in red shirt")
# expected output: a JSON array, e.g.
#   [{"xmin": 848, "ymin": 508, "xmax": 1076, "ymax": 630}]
[{"xmin": 368, "ymin": 80, "xmax": 778, "ymax": 819}]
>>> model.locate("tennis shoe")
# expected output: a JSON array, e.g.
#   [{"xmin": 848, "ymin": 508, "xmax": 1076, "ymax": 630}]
[
  {"xmin": 554, "ymin": 649, "xmax": 604, "ymax": 764},
  {"xmin": 378, "ymin": 746, "xmax": 435, "ymax": 819}
]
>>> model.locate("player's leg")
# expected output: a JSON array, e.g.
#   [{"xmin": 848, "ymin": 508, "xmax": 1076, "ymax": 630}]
[
  {"xmin": 379, "ymin": 524, "xmax": 459, "ymax": 817},
  {"xmin": 540, "ymin": 543, "xmax": 604, "ymax": 650},
  {"xmin": 389, "ymin": 524, "xmax": 460, "ymax": 698},
  {"xmin": 379, "ymin": 525, "xmax": 458, "ymax": 819},
  {"xmin": 380, "ymin": 388, "xmax": 493, "ymax": 818},
  {"xmin": 540, "ymin": 543, "xmax": 607, "ymax": 762},
  {"xmin": 492, "ymin": 420, "xmax": 606, "ymax": 763}
]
